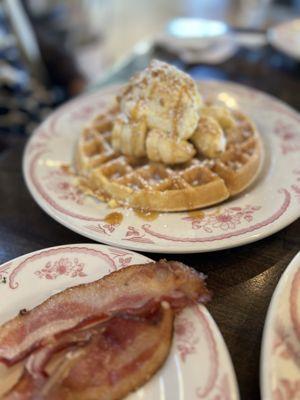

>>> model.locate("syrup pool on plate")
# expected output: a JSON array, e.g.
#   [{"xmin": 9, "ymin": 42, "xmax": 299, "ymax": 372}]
[
  {"xmin": 104, "ymin": 212, "xmax": 123, "ymax": 225},
  {"xmin": 133, "ymin": 210, "xmax": 159, "ymax": 221}
]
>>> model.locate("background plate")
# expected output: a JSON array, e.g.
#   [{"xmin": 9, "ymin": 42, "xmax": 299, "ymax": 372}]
[
  {"xmin": 261, "ymin": 251, "xmax": 300, "ymax": 400},
  {"xmin": 268, "ymin": 19, "xmax": 300, "ymax": 60}
]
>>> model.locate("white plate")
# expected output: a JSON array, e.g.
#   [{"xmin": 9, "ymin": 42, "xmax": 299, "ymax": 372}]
[
  {"xmin": 261, "ymin": 251, "xmax": 300, "ymax": 400},
  {"xmin": 23, "ymin": 80, "xmax": 300, "ymax": 253},
  {"xmin": 0, "ymin": 243, "xmax": 239, "ymax": 399},
  {"xmin": 268, "ymin": 19, "xmax": 300, "ymax": 60}
]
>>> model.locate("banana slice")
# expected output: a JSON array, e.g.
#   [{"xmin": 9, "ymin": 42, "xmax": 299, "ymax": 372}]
[
  {"xmin": 111, "ymin": 115, "xmax": 147, "ymax": 157},
  {"xmin": 146, "ymin": 129, "xmax": 195, "ymax": 164},
  {"xmin": 201, "ymin": 105, "xmax": 235, "ymax": 130},
  {"xmin": 192, "ymin": 116, "xmax": 226, "ymax": 158}
]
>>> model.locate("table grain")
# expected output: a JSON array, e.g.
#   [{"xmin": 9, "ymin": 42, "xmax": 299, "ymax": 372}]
[{"xmin": 0, "ymin": 42, "xmax": 299, "ymax": 400}]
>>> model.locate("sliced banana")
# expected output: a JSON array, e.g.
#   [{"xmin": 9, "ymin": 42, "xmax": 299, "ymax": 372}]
[
  {"xmin": 110, "ymin": 61, "xmax": 236, "ymax": 165},
  {"xmin": 146, "ymin": 129, "xmax": 195, "ymax": 164},
  {"xmin": 111, "ymin": 115, "xmax": 147, "ymax": 157},
  {"xmin": 201, "ymin": 105, "xmax": 235, "ymax": 130},
  {"xmin": 192, "ymin": 116, "xmax": 226, "ymax": 158}
]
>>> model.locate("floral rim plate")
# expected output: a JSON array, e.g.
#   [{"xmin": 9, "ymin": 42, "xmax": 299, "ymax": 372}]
[
  {"xmin": 261, "ymin": 251, "xmax": 300, "ymax": 400},
  {"xmin": 268, "ymin": 19, "xmax": 300, "ymax": 60},
  {"xmin": 0, "ymin": 243, "xmax": 239, "ymax": 399},
  {"xmin": 23, "ymin": 80, "xmax": 300, "ymax": 253}
]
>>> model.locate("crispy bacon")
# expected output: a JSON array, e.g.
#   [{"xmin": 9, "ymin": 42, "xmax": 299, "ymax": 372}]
[
  {"xmin": 4, "ymin": 305, "xmax": 174, "ymax": 400},
  {"xmin": 1, "ymin": 261, "xmax": 210, "ymax": 399},
  {"xmin": 0, "ymin": 261, "xmax": 210, "ymax": 366},
  {"xmin": 25, "ymin": 329, "xmax": 94, "ymax": 380}
]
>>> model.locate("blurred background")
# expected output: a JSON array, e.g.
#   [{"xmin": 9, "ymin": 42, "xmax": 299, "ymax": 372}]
[{"xmin": 0, "ymin": 0, "xmax": 299, "ymax": 135}]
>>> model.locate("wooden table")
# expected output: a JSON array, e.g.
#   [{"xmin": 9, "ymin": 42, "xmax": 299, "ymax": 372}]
[{"xmin": 0, "ymin": 41, "xmax": 299, "ymax": 399}]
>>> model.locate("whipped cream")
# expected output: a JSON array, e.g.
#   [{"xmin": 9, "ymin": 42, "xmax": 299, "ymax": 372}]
[{"xmin": 112, "ymin": 60, "xmax": 229, "ymax": 163}]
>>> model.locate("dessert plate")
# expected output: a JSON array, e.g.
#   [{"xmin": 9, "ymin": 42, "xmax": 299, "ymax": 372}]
[
  {"xmin": 0, "ymin": 243, "xmax": 239, "ymax": 399},
  {"xmin": 268, "ymin": 19, "xmax": 300, "ymax": 60},
  {"xmin": 23, "ymin": 80, "xmax": 300, "ymax": 253},
  {"xmin": 261, "ymin": 251, "xmax": 300, "ymax": 400}
]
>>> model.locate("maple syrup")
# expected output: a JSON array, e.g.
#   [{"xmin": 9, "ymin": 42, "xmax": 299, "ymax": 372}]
[
  {"xmin": 134, "ymin": 210, "xmax": 159, "ymax": 221},
  {"xmin": 186, "ymin": 210, "xmax": 205, "ymax": 219},
  {"xmin": 60, "ymin": 164, "xmax": 73, "ymax": 175},
  {"xmin": 104, "ymin": 212, "xmax": 123, "ymax": 225}
]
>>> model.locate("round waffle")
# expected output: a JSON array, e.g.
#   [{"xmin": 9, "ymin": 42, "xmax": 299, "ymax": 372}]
[{"xmin": 75, "ymin": 99, "xmax": 263, "ymax": 212}]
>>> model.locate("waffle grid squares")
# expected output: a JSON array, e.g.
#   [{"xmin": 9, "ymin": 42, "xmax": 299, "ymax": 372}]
[{"xmin": 76, "ymin": 102, "xmax": 262, "ymax": 211}]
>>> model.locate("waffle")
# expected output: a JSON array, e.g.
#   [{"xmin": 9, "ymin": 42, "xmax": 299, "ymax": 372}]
[{"xmin": 75, "ymin": 101, "xmax": 263, "ymax": 212}]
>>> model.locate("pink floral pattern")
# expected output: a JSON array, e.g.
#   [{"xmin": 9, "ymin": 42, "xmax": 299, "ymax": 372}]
[
  {"xmin": 107, "ymin": 248, "xmax": 134, "ymax": 269},
  {"xmin": 273, "ymin": 379, "xmax": 300, "ymax": 400},
  {"xmin": 264, "ymin": 254, "xmax": 300, "ymax": 400},
  {"xmin": 44, "ymin": 169, "xmax": 84, "ymax": 205},
  {"xmin": 196, "ymin": 374, "xmax": 231, "ymax": 400},
  {"xmin": 26, "ymin": 125, "xmax": 61, "ymax": 156},
  {"xmin": 182, "ymin": 205, "xmax": 261, "ymax": 232},
  {"xmin": 47, "ymin": 88, "xmax": 114, "ymax": 136},
  {"xmin": 123, "ymin": 226, "xmax": 154, "ymax": 244},
  {"xmin": 85, "ymin": 223, "xmax": 118, "ymax": 236},
  {"xmin": 34, "ymin": 257, "xmax": 87, "ymax": 280},
  {"xmin": 8, "ymin": 247, "xmax": 116, "ymax": 289},
  {"xmin": 273, "ymin": 323, "xmax": 300, "ymax": 363},
  {"xmin": 28, "ymin": 151, "xmax": 106, "ymax": 222},
  {"xmin": 274, "ymin": 120, "xmax": 300, "ymax": 155},
  {"xmin": 140, "ymin": 189, "xmax": 290, "ymax": 243},
  {"xmin": 175, "ymin": 316, "xmax": 199, "ymax": 362},
  {"xmin": 69, "ymin": 99, "xmax": 106, "ymax": 121}
]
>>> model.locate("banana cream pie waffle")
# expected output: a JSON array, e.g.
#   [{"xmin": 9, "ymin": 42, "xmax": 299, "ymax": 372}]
[{"xmin": 75, "ymin": 60, "xmax": 263, "ymax": 211}]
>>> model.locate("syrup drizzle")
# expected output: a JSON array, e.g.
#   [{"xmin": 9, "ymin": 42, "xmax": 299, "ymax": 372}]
[
  {"xmin": 134, "ymin": 210, "xmax": 159, "ymax": 221},
  {"xmin": 186, "ymin": 210, "xmax": 205, "ymax": 219},
  {"xmin": 104, "ymin": 212, "xmax": 123, "ymax": 225}
]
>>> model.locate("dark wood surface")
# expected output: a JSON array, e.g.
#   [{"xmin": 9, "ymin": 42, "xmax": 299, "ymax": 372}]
[{"xmin": 0, "ymin": 42, "xmax": 300, "ymax": 400}]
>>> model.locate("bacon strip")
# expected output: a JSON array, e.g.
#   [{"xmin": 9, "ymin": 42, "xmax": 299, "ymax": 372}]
[
  {"xmin": 4, "ymin": 305, "xmax": 174, "ymax": 400},
  {"xmin": 0, "ymin": 261, "xmax": 210, "ymax": 366},
  {"xmin": 25, "ymin": 329, "xmax": 93, "ymax": 380}
]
